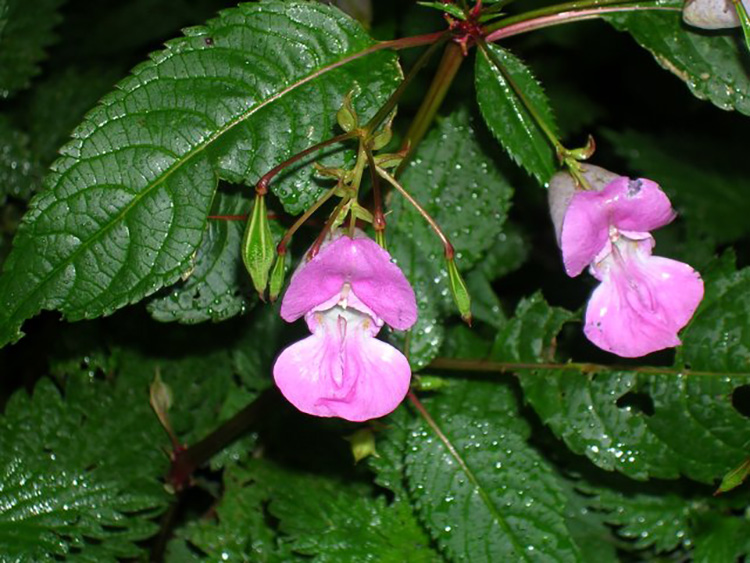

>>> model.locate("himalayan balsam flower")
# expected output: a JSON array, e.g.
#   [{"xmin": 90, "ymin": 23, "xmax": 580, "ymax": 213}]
[
  {"xmin": 273, "ymin": 232, "xmax": 417, "ymax": 422},
  {"xmin": 555, "ymin": 172, "xmax": 704, "ymax": 358}
]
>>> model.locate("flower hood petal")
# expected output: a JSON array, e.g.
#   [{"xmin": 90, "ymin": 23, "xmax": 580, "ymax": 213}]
[
  {"xmin": 273, "ymin": 320, "xmax": 411, "ymax": 421},
  {"xmin": 584, "ymin": 250, "xmax": 704, "ymax": 357},
  {"xmin": 280, "ymin": 234, "xmax": 417, "ymax": 330},
  {"xmin": 560, "ymin": 176, "xmax": 675, "ymax": 277},
  {"xmin": 604, "ymin": 177, "xmax": 676, "ymax": 233}
]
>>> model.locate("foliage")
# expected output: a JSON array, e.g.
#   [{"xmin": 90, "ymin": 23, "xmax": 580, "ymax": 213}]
[{"xmin": 2, "ymin": 0, "xmax": 750, "ymax": 561}]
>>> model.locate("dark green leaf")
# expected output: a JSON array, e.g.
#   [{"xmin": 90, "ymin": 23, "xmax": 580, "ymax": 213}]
[
  {"xmin": 499, "ymin": 285, "xmax": 750, "ymax": 483},
  {"xmin": 0, "ymin": 0, "xmax": 64, "ymax": 98},
  {"xmin": 608, "ymin": 10, "xmax": 750, "ymax": 115},
  {"xmin": 389, "ymin": 108, "xmax": 513, "ymax": 368},
  {"xmin": 692, "ymin": 513, "xmax": 750, "ymax": 563},
  {"xmin": 0, "ymin": 374, "xmax": 170, "ymax": 561},
  {"xmin": 406, "ymin": 380, "xmax": 581, "ymax": 562},
  {"xmin": 181, "ymin": 462, "xmax": 291, "ymax": 562},
  {"xmin": 147, "ymin": 193, "xmax": 256, "ymax": 324},
  {"xmin": 254, "ymin": 460, "xmax": 440, "ymax": 562},
  {"xmin": 0, "ymin": 115, "xmax": 40, "ymax": 203},
  {"xmin": 475, "ymin": 43, "xmax": 559, "ymax": 183},
  {"xmin": 0, "ymin": 0, "xmax": 401, "ymax": 348}
]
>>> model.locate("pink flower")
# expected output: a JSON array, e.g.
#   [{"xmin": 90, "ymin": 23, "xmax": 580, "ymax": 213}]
[
  {"xmin": 273, "ymin": 232, "xmax": 417, "ymax": 421},
  {"xmin": 560, "ymin": 176, "xmax": 704, "ymax": 358}
]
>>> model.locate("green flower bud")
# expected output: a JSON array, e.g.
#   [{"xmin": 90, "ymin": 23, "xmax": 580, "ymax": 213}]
[
  {"xmin": 242, "ymin": 193, "xmax": 276, "ymax": 297},
  {"xmin": 447, "ymin": 257, "xmax": 472, "ymax": 325}
]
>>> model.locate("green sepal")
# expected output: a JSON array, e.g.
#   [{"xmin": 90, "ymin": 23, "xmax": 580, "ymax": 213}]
[
  {"xmin": 242, "ymin": 193, "xmax": 276, "ymax": 296},
  {"xmin": 715, "ymin": 458, "xmax": 750, "ymax": 495},
  {"xmin": 269, "ymin": 250, "xmax": 287, "ymax": 303},
  {"xmin": 337, "ymin": 90, "xmax": 359, "ymax": 133},
  {"xmin": 447, "ymin": 257, "xmax": 472, "ymax": 324}
]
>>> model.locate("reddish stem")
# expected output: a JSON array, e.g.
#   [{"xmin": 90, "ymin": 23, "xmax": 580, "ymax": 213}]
[{"xmin": 486, "ymin": 5, "xmax": 679, "ymax": 42}]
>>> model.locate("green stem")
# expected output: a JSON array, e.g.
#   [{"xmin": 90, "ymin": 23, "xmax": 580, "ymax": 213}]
[
  {"xmin": 375, "ymin": 165, "xmax": 455, "ymax": 259},
  {"xmin": 277, "ymin": 184, "xmax": 339, "ymax": 254},
  {"xmin": 255, "ymin": 132, "xmax": 354, "ymax": 195},
  {"xmin": 167, "ymin": 388, "xmax": 277, "ymax": 492},
  {"xmin": 308, "ymin": 198, "xmax": 348, "ymax": 259},
  {"xmin": 397, "ymin": 41, "xmax": 466, "ymax": 175},
  {"xmin": 428, "ymin": 357, "xmax": 749, "ymax": 377},
  {"xmin": 485, "ymin": 2, "xmax": 679, "ymax": 41},
  {"xmin": 365, "ymin": 148, "xmax": 386, "ymax": 237},
  {"xmin": 365, "ymin": 32, "xmax": 451, "ymax": 135}
]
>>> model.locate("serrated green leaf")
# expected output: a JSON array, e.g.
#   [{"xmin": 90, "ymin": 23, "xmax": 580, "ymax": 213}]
[
  {"xmin": 0, "ymin": 115, "xmax": 40, "ymax": 203},
  {"xmin": 0, "ymin": 0, "xmax": 64, "ymax": 98},
  {"xmin": 604, "ymin": 129, "xmax": 750, "ymax": 244},
  {"xmin": 498, "ymin": 284, "xmax": 750, "ymax": 483},
  {"xmin": 0, "ymin": 374, "xmax": 170, "ymax": 561},
  {"xmin": 583, "ymin": 484, "xmax": 692, "ymax": 552},
  {"xmin": 181, "ymin": 462, "xmax": 291, "ymax": 562},
  {"xmin": 147, "ymin": 192, "xmax": 256, "ymax": 324},
  {"xmin": 475, "ymin": 44, "xmax": 558, "ymax": 184},
  {"xmin": 692, "ymin": 513, "xmax": 750, "ymax": 563},
  {"xmin": 466, "ymin": 225, "xmax": 528, "ymax": 329},
  {"xmin": 253, "ymin": 459, "xmax": 440, "ymax": 562},
  {"xmin": 0, "ymin": 0, "xmax": 401, "ymax": 349},
  {"xmin": 388, "ymin": 108, "xmax": 513, "ymax": 368},
  {"xmin": 406, "ymin": 380, "xmax": 581, "ymax": 562},
  {"xmin": 608, "ymin": 10, "xmax": 750, "ymax": 115}
]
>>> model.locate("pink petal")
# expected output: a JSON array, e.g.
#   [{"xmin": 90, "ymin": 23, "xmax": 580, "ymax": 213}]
[
  {"xmin": 279, "ymin": 236, "xmax": 354, "ymax": 323},
  {"xmin": 560, "ymin": 190, "xmax": 610, "ymax": 277},
  {"xmin": 348, "ymin": 237, "xmax": 417, "ymax": 330},
  {"xmin": 273, "ymin": 328, "xmax": 411, "ymax": 422},
  {"xmin": 603, "ymin": 177, "xmax": 676, "ymax": 233},
  {"xmin": 280, "ymin": 235, "xmax": 417, "ymax": 330},
  {"xmin": 584, "ymin": 248, "xmax": 704, "ymax": 358}
]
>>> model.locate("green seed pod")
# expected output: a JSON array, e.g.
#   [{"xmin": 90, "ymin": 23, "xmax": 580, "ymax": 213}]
[
  {"xmin": 242, "ymin": 193, "xmax": 276, "ymax": 296},
  {"xmin": 447, "ymin": 258, "xmax": 472, "ymax": 325},
  {"xmin": 269, "ymin": 249, "xmax": 287, "ymax": 303}
]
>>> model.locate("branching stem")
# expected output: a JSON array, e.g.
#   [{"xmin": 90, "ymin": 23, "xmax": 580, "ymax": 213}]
[
  {"xmin": 277, "ymin": 185, "xmax": 339, "ymax": 254},
  {"xmin": 167, "ymin": 388, "xmax": 277, "ymax": 492}
]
